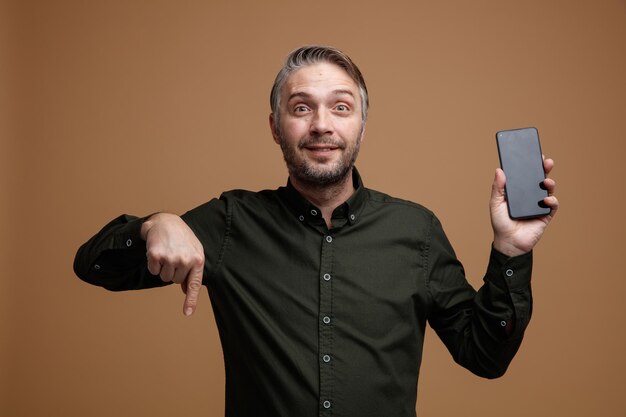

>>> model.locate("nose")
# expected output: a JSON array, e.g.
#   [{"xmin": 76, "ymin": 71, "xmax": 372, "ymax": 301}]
[{"xmin": 309, "ymin": 108, "xmax": 333, "ymax": 136}]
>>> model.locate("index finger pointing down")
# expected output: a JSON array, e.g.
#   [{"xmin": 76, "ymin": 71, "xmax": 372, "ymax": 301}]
[{"xmin": 183, "ymin": 264, "xmax": 203, "ymax": 316}]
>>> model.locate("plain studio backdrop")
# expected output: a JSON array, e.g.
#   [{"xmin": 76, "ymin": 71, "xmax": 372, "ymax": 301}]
[{"xmin": 1, "ymin": 1, "xmax": 625, "ymax": 416}]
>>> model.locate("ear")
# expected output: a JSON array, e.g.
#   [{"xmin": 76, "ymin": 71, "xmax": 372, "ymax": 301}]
[{"xmin": 269, "ymin": 113, "xmax": 280, "ymax": 144}]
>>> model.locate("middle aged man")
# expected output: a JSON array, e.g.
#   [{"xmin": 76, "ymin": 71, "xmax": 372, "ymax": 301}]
[{"xmin": 75, "ymin": 45, "xmax": 559, "ymax": 417}]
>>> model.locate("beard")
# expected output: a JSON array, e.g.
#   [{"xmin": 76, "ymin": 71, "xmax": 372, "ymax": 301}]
[{"xmin": 279, "ymin": 133, "xmax": 362, "ymax": 187}]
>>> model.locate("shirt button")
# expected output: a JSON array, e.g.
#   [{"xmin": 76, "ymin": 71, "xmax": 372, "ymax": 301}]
[
  {"xmin": 94, "ymin": 264, "xmax": 101, "ymax": 270},
  {"xmin": 298, "ymin": 215, "xmax": 304, "ymax": 221},
  {"xmin": 350, "ymin": 214, "xmax": 356, "ymax": 221},
  {"xmin": 323, "ymin": 273, "xmax": 331, "ymax": 281},
  {"xmin": 505, "ymin": 269, "xmax": 514, "ymax": 277},
  {"xmin": 323, "ymin": 316, "xmax": 331, "ymax": 324},
  {"xmin": 325, "ymin": 235, "xmax": 333, "ymax": 243},
  {"xmin": 323, "ymin": 401, "xmax": 331, "ymax": 409},
  {"xmin": 323, "ymin": 354, "xmax": 331, "ymax": 363},
  {"xmin": 126, "ymin": 238, "xmax": 133, "ymax": 247},
  {"xmin": 500, "ymin": 320, "xmax": 507, "ymax": 327},
  {"xmin": 311, "ymin": 209, "xmax": 318, "ymax": 216}
]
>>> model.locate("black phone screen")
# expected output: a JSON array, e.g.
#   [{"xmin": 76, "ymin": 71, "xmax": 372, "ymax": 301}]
[{"xmin": 496, "ymin": 127, "xmax": 550, "ymax": 219}]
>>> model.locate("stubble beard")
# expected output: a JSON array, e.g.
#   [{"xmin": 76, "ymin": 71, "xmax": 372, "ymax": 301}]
[{"xmin": 279, "ymin": 134, "xmax": 361, "ymax": 187}]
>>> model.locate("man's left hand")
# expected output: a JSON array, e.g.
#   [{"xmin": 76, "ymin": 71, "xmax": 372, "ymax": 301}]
[{"xmin": 490, "ymin": 157, "xmax": 559, "ymax": 257}]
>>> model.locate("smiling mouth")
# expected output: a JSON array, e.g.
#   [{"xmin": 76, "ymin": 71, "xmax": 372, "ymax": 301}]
[
  {"xmin": 300, "ymin": 139, "xmax": 343, "ymax": 151},
  {"xmin": 303, "ymin": 146, "xmax": 341, "ymax": 159},
  {"xmin": 299, "ymin": 137, "xmax": 344, "ymax": 158},
  {"xmin": 304, "ymin": 145, "xmax": 339, "ymax": 152}
]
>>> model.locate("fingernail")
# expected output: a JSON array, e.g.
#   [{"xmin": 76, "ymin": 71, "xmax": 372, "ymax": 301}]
[{"xmin": 185, "ymin": 308, "xmax": 193, "ymax": 316}]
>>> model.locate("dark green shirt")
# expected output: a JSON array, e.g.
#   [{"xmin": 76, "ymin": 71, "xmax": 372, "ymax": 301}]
[{"xmin": 74, "ymin": 170, "xmax": 533, "ymax": 417}]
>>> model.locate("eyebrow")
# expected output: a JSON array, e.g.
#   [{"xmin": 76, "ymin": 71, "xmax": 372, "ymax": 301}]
[{"xmin": 287, "ymin": 89, "xmax": 356, "ymax": 102}]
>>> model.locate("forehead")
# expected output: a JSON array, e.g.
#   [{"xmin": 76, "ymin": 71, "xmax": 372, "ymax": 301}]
[{"xmin": 282, "ymin": 62, "xmax": 359, "ymax": 99}]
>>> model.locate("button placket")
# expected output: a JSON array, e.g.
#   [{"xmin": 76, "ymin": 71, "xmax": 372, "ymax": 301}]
[{"xmin": 319, "ymin": 233, "xmax": 334, "ymax": 416}]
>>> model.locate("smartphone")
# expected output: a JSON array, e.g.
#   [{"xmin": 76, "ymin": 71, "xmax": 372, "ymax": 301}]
[{"xmin": 496, "ymin": 127, "xmax": 550, "ymax": 219}]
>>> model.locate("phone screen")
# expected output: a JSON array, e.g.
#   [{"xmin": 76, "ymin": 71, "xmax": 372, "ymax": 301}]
[{"xmin": 496, "ymin": 127, "xmax": 550, "ymax": 219}]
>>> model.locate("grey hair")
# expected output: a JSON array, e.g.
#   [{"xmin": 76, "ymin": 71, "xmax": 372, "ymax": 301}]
[{"xmin": 270, "ymin": 46, "xmax": 369, "ymax": 130}]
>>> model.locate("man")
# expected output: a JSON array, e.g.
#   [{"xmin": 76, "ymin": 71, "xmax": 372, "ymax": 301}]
[{"xmin": 74, "ymin": 46, "xmax": 559, "ymax": 416}]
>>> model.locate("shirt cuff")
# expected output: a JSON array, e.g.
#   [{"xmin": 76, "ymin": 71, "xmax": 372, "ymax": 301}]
[{"xmin": 485, "ymin": 246, "xmax": 533, "ymax": 292}]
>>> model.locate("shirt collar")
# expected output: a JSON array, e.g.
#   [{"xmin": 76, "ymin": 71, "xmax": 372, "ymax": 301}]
[{"xmin": 278, "ymin": 167, "xmax": 368, "ymax": 227}]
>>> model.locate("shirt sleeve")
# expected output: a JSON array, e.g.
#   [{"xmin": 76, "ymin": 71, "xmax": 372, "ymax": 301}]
[
  {"xmin": 73, "ymin": 214, "xmax": 169, "ymax": 291},
  {"xmin": 73, "ymin": 198, "xmax": 230, "ymax": 291},
  {"xmin": 180, "ymin": 197, "xmax": 230, "ymax": 286},
  {"xmin": 425, "ymin": 213, "xmax": 533, "ymax": 379}
]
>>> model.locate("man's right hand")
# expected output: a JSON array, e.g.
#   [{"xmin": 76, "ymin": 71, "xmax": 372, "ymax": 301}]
[{"xmin": 140, "ymin": 213, "xmax": 205, "ymax": 316}]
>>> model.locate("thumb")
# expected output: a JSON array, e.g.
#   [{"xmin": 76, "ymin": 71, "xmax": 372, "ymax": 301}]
[
  {"xmin": 491, "ymin": 168, "xmax": 506, "ymax": 202},
  {"xmin": 183, "ymin": 264, "xmax": 203, "ymax": 316}
]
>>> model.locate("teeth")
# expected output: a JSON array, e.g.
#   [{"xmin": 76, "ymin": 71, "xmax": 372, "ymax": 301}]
[{"xmin": 305, "ymin": 146, "xmax": 337, "ymax": 152}]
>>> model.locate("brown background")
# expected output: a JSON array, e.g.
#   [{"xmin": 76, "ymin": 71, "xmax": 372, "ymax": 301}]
[{"xmin": 2, "ymin": 0, "xmax": 625, "ymax": 416}]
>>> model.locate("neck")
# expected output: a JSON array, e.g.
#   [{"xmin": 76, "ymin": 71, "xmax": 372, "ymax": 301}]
[{"xmin": 290, "ymin": 169, "xmax": 355, "ymax": 229}]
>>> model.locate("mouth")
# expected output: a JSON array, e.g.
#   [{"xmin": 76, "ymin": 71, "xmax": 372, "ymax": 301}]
[
  {"xmin": 302, "ymin": 145, "xmax": 341, "ymax": 159},
  {"xmin": 298, "ymin": 137, "xmax": 345, "ymax": 160},
  {"xmin": 300, "ymin": 138, "xmax": 343, "ymax": 152},
  {"xmin": 303, "ymin": 145, "xmax": 340, "ymax": 152}
]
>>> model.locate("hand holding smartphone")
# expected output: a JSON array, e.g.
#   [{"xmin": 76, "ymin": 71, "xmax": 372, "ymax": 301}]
[{"xmin": 496, "ymin": 127, "xmax": 550, "ymax": 219}]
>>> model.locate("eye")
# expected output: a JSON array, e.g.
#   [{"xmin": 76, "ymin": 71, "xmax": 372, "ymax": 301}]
[
  {"xmin": 294, "ymin": 105, "xmax": 310, "ymax": 113},
  {"xmin": 335, "ymin": 104, "xmax": 350, "ymax": 112}
]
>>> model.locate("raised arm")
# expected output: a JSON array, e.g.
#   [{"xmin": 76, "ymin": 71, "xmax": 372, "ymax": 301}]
[{"xmin": 427, "ymin": 158, "xmax": 558, "ymax": 378}]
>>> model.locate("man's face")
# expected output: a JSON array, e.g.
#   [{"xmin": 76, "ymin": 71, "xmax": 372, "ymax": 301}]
[{"xmin": 270, "ymin": 62, "xmax": 365, "ymax": 187}]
